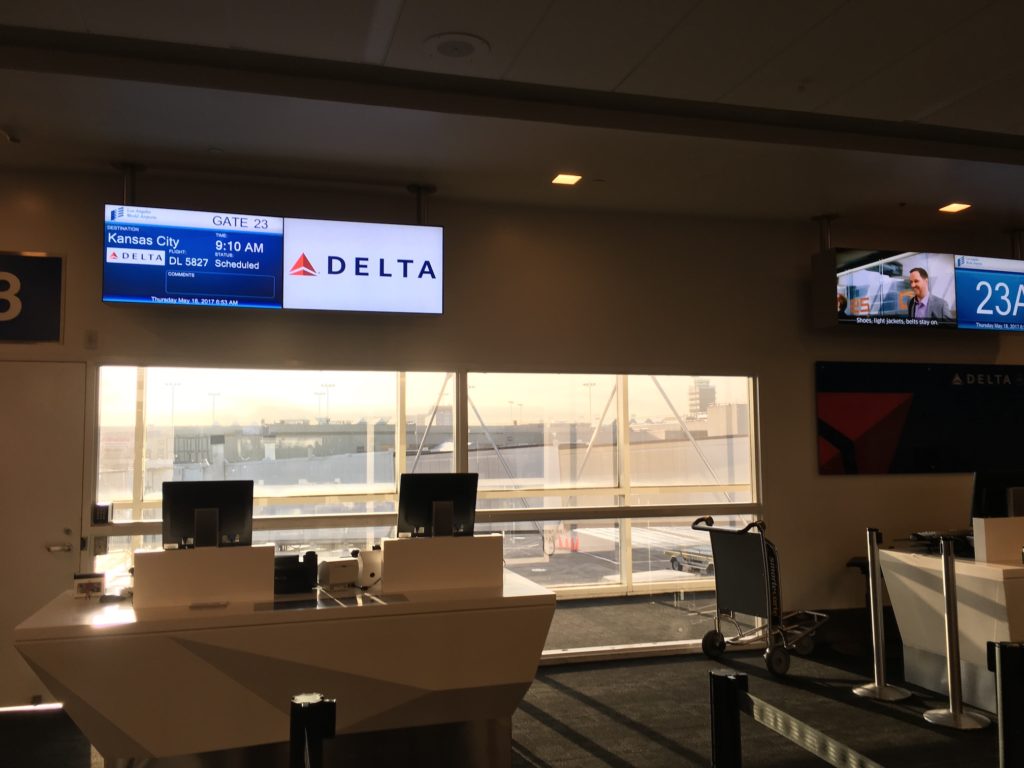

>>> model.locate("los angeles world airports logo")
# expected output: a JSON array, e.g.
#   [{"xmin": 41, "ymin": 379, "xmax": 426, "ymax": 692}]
[{"xmin": 289, "ymin": 253, "xmax": 317, "ymax": 276}]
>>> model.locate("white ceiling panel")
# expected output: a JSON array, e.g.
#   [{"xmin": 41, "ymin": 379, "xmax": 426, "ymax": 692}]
[
  {"xmin": 923, "ymin": 69, "xmax": 1024, "ymax": 136},
  {"xmin": 822, "ymin": 2, "xmax": 1024, "ymax": 124},
  {"xmin": 503, "ymin": 0, "xmax": 696, "ymax": 90},
  {"xmin": 224, "ymin": 0, "xmax": 398, "ymax": 63},
  {"xmin": 0, "ymin": 1, "xmax": 84, "ymax": 32},
  {"xmin": 617, "ymin": 0, "xmax": 843, "ymax": 101},
  {"xmin": 4, "ymin": 68, "xmax": 1024, "ymax": 228},
  {"xmin": 72, "ymin": 0, "xmax": 233, "ymax": 48},
  {"xmin": 383, "ymin": 0, "xmax": 551, "ymax": 78},
  {"xmin": 721, "ymin": 0, "xmax": 982, "ymax": 113}
]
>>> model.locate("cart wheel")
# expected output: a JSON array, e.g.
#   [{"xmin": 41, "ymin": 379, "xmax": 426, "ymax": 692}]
[
  {"xmin": 702, "ymin": 630, "xmax": 726, "ymax": 660},
  {"xmin": 794, "ymin": 634, "xmax": 815, "ymax": 656},
  {"xmin": 764, "ymin": 646, "xmax": 790, "ymax": 676}
]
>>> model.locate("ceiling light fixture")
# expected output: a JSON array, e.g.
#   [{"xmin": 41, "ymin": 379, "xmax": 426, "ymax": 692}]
[
  {"xmin": 938, "ymin": 202, "xmax": 971, "ymax": 213},
  {"xmin": 424, "ymin": 32, "xmax": 491, "ymax": 59},
  {"xmin": 552, "ymin": 174, "xmax": 582, "ymax": 186}
]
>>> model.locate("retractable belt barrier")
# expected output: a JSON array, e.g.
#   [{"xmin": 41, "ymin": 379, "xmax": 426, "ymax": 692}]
[
  {"xmin": 710, "ymin": 671, "xmax": 885, "ymax": 768},
  {"xmin": 852, "ymin": 528, "xmax": 910, "ymax": 702},
  {"xmin": 290, "ymin": 693, "xmax": 337, "ymax": 768},
  {"xmin": 988, "ymin": 642, "xmax": 1024, "ymax": 768}
]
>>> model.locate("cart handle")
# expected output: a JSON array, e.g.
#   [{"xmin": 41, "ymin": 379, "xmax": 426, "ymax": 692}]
[{"xmin": 691, "ymin": 516, "xmax": 766, "ymax": 535}]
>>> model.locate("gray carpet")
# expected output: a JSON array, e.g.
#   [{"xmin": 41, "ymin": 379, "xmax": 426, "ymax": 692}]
[
  {"xmin": 0, "ymin": 649, "xmax": 1001, "ymax": 767},
  {"xmin": 544, "ymin": 593, "xmax": 719, "ymax": 650},
  {"xmin": 513, "ymin": 651, "xmax": 998, "ymax": 767}
]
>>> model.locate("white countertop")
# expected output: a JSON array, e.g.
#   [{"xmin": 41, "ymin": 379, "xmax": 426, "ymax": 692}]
[
  {"xmin": 879, "ymin": 548, "xmax": 1024, "ymax": 579},
  {"xmin": 15, "ymin": 569, "xmax": 554, "ymax": 642}
]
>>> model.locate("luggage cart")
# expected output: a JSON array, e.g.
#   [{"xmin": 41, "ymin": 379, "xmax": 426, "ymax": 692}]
[{"xmin": 692, "ymin": 516, "xmax": 828, "ymax": 676}]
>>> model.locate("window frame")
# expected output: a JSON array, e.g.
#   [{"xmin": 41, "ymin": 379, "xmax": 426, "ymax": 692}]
[{"xmin": 85, "ymin": 366, "xmax": 761, "ymax": 597}]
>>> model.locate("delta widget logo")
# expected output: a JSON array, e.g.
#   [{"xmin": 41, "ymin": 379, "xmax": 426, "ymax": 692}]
[{"xmin": 289, "ymin": 253, "xmax": 317, "ymax": 276}]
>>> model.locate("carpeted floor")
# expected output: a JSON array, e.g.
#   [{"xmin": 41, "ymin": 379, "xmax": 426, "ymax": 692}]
[
  {"xmin": 512, "ymin": 650, "xmax": 998, "ymax": 767},
  {"xmin": 2, "ymin": 648, "xmax": 1000, "ymax": 767},
  {"xmin": 543, "ymin": 593, "xmax": 719, "ymax": 650}
]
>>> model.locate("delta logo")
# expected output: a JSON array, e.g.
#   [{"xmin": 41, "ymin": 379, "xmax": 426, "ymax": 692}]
[
  {"xmin": 288, "ymin": 253, "xmax": 438, "ymax": 280},
  {"xmin": 289, "ymin": 253, "xmax": 317, "ymax": 276}
]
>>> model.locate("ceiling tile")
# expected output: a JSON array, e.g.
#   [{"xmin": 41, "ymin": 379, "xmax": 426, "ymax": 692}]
[
  {"xmin": 822, "ymin": 2, "xmax": 1024, "ymax": 125},
  {"xmin": 503, "ymin": 0, "xmax": 697, "ymax": 90},
  {"xmin": 618, "ymin": 0, "xmax": 843, "ymax": 101},
  {"xmin": 0, "ymin": 1, "xmax": 85, "ymax": 32},
  {"xmin": 383, "ymin": 0, "xmax": 551, "ymax": 78},
  {"xmin": 75, "ymin": 0, "xmax": 232, "ymax": 48},
  {"xmin": 225, "ymin": 0, "xmax": 398, "ymax": 63},
  {"xmin": 721, "ymin": 0, "xmax": 982, "ymax": 114},
  {"xmin": 920, "ymin": 69, "xmax": 1024, "ymax": 136}
]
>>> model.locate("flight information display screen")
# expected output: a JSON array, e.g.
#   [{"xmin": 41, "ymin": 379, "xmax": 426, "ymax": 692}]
[
  {"xmin": 103, "ymin": 205, "xmax": 285, "ymax": 308},
  {"xmin": 954, "ymin": 255, "xmax": 1024, "ymax": 332},
  {"xmin": 102, "ymin": 204, "xmax": 443, "ymax": 314}
]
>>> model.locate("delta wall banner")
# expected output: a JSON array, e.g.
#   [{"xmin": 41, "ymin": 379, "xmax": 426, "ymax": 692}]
[{"xmin": 816, "ymin": 361, "xmax": 1024, "ymax": 474}]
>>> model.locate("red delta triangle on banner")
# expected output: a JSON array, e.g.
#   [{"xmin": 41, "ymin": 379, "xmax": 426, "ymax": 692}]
[
  {"xmin": 817, "ymin": 392, "xmax": 914, "ymax": 473},
  {"xmin": 817, "ymin": 392, "xmax": 912, "ymax": 441},
  {"xmin": 289, "ymin": 253, "xmax": 317, "ymax": 276}
]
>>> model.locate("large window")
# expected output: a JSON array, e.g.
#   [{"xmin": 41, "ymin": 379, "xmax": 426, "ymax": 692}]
[
  {"xmin": 467, "ymin": 372, "xmax": 754, "ymax": 510},
  {"xmin": 93, "ymin": 367, "xmax": 756, "ymax": 596}
]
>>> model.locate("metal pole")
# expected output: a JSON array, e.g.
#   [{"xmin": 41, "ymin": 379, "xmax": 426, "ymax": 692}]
[
  {"xmin": 853, "ymin": 528, "xmax": 910, "ymax": 700},
  {"xmin": 289, "ymin": 692, "xmax": 336, "ymax": 768},
  {"xmin": 407, "ymin": 183, "xmax": 437, "ymax": 225},
  {"xmin": 710, "ymin": 670, "xmax": 746, "ymax": 768},
  {"xmin": 813, "ymin": 213, "xmax": 837, "ymax": 254},
  {"xmin": 924, "ymin": 538, "xmax": 989, "ymax": 729},
  {"xmin": 988, "ymin": 641, "xmax": 1024, "ymax": 768}
]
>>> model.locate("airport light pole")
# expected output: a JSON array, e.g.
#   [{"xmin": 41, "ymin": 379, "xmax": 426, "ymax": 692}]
[
  {"xmin": 322, "ymin": 383, "xmax": 335, "ymax": 423},
  {"xmin": 166, "ymin": 382, "xmax": 181, "ymax": 462},
  {"xmin": 583, "ymin": 382, "xmax": 596, "ymax": 425}
]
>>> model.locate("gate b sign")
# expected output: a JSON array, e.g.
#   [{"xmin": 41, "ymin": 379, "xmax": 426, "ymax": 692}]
[{"xmin": 0, "ymin": 253, "xmax": 63, "ymax": 342}]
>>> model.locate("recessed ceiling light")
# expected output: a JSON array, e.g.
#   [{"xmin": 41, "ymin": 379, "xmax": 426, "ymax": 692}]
[
  {"xmin": 939, "ymin": 202, "xmax": 971, "ymax": 213},
  {"xmin": 552, "ymin": 174, "xmax": 582, "ymax": 186},
  {"xmin": 423, "ymin": 32, "xmax": 491, "ymax": 59}
]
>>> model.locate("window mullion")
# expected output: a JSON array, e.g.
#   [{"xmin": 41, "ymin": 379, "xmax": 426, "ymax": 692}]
[
  {"xmin": 131, "ymin": 367, "xmax": 147, "ymax": 521},
  {"xmin": 396, "ymin": 372, "xmax": 407, "ymax": 479},
  {"xmin": 617, "ymin": 374, "xmax": 633, "ymax": 589},
  {"xmin": 455, "ymin": 370, "xmax": 469, "ymax": 473}
]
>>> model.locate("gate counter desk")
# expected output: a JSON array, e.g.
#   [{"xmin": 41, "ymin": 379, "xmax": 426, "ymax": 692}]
[{"xmin": 14, "ymin": 570, "xmax": 555, "ymax": 766}]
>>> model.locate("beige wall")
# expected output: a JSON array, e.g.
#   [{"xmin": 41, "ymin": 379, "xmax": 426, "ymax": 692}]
[{"xmin": 3, "ymin": 167, "xmax": 1023, "ymax": 609}]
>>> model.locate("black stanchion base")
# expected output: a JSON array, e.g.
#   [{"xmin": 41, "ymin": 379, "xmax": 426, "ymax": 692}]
[{"xmin": 102, "ymin": 717, "xmax": 511, "ymax": 768}]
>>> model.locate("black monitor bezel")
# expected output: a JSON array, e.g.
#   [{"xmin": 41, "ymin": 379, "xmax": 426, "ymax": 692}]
[
  {"xmin": 396, "ymin": 473, "xmax": 478, "ymax": 537},
  {"xmin": 971, "ymin": 470, "xmax": 1024, "ymax": 519},
  {"xmin": 161, "ymin": 480, "xmax": 254, "ymax": 547}
]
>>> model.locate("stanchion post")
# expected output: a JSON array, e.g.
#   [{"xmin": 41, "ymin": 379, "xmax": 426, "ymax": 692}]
[
  {"xmin": 923, "ymin": 537, "xmax": 989, "ymax": 729},
  {"xmin": 988, "ymin": 641, "xmax": 1024, "ymax": 768},
  {"xmin": 710, "ymin": 670, "xmax": 747, "ymax": 768},
  {"xmin": 853, "ymin": 528, "xmax": 911, "ymax": 701},
  {"xmin": 290, "ymin": 692, "xmax": 337, "ymax": 768}
]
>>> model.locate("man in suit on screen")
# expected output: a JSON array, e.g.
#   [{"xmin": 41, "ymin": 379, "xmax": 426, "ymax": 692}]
[{"xmin": 906, "ymin": 267, "xmax": 952, "ymax": 320}]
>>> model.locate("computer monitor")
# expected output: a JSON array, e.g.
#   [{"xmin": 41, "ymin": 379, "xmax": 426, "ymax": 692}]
[
  {"xmin": 971, "ymin": 471, "xmax": 1024, "ymax": 519},
  {"xmin": 162, "ymin": 480, "xmax": 254, "ymax": 548},
  {"xmin": 397, "ymin": 473, "xmax": 478, "ymax": 537}
]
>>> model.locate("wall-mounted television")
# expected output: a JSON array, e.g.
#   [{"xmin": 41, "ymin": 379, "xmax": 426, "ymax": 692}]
[
  {"xmin": 102, "ymin": 204, "xmax": 443, "ymax": 314},
  {"xmin": 822, "ymin": 248, "xmax": 1024, "ymax": 333},
  {"xmin": 835, "ymin": 249, "xmax": 957, "ymax": 328}
]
